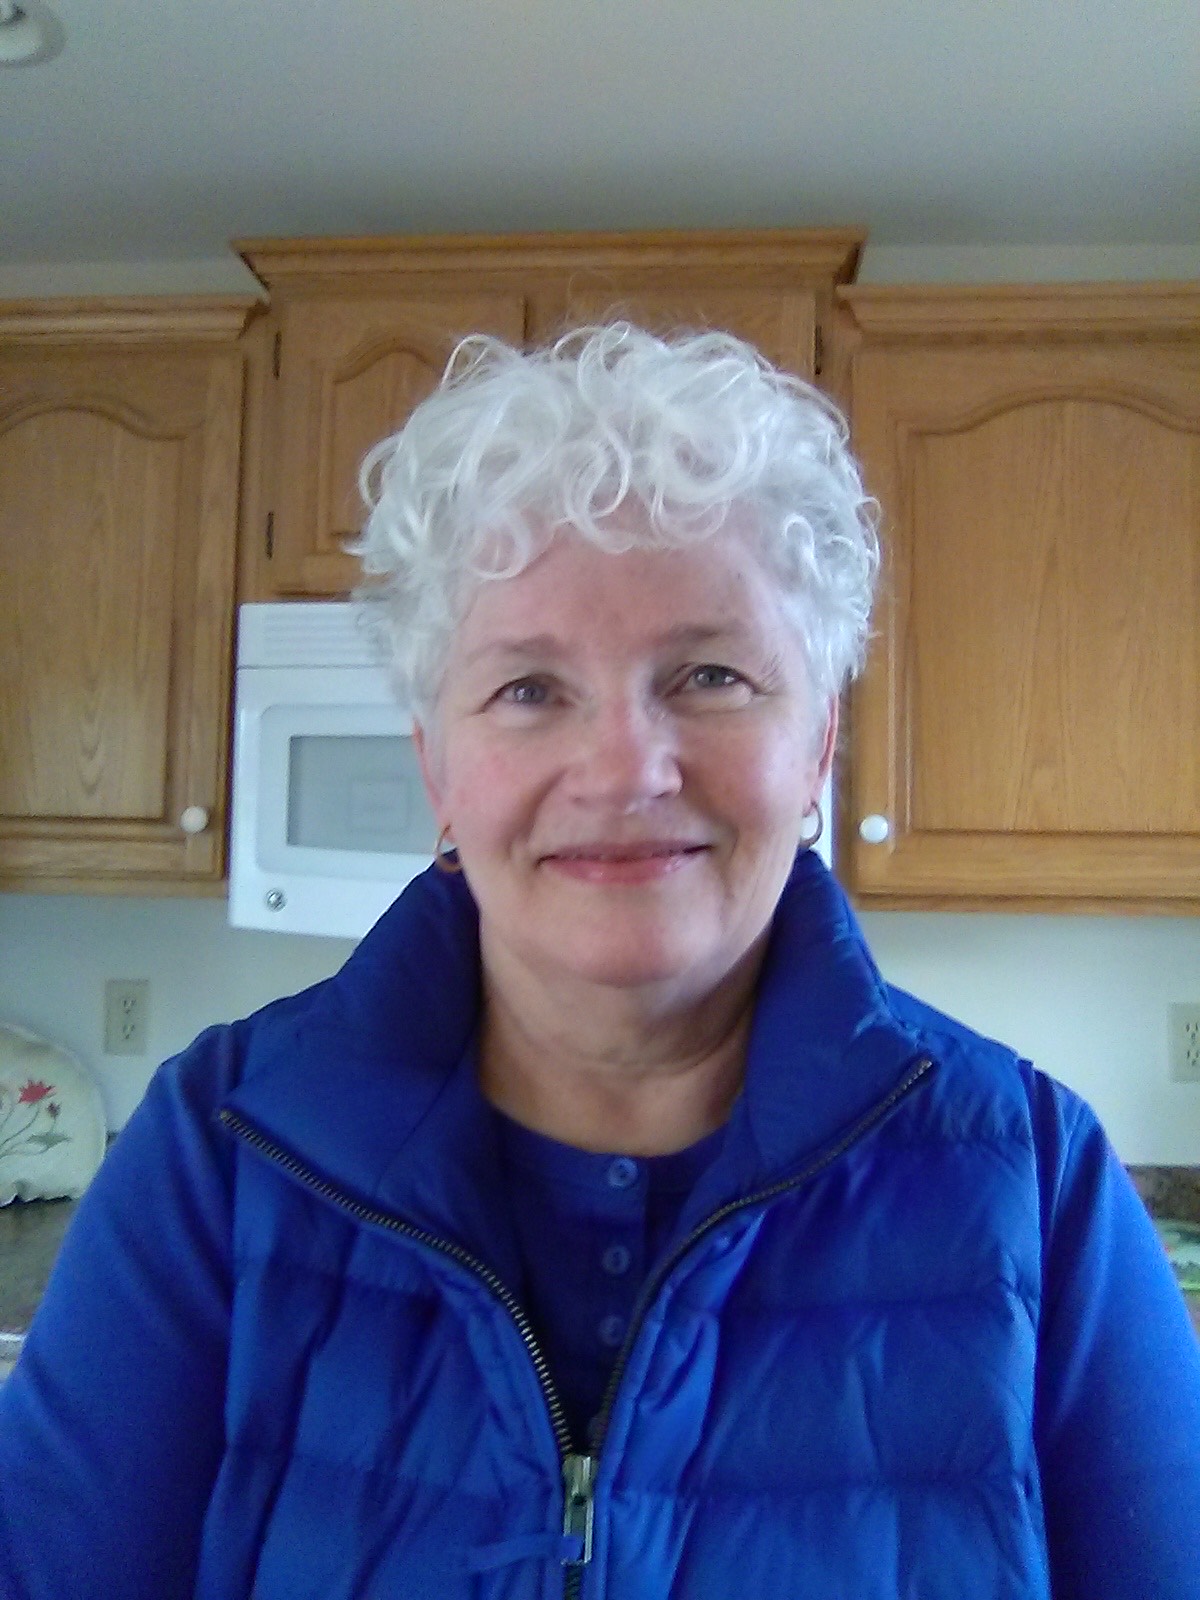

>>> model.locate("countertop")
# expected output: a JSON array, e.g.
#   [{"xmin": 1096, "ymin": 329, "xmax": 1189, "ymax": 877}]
[
  {"xmin": 0, "ymin": 1195, "xmax": 76, "ymax": 1361},
  {"xmin": 1129, "ymin": 1167, "xmax": 1200, "ymax": 1335},
  {"xmin": 2, "ymin": 1167, "xmax": 1198, "ymax": 1362}
]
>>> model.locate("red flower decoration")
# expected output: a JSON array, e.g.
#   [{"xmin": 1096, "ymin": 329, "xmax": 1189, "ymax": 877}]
[{"xmin": 17, "ymin": 1079, "xmax": 54, "ymax": 1104}]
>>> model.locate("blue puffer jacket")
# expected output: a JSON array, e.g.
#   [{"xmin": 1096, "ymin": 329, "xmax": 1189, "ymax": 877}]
[{"xmin": 3, "ymin": 855, "xmax": 1200, "ymax": 1600}]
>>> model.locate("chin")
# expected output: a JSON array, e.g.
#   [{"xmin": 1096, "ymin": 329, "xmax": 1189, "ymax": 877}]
[{"xmin": 551, "ymin": 930, "xmax": 725, "ymax": 993}]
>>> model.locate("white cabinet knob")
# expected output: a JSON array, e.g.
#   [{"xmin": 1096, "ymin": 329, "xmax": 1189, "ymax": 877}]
[
  {"xmin": 179, "ymin": 806, "xmax": 209, "ymax": 835},
  {"xmin": 858, "ymin": 813, "xmax": 890, "ymax": 844}
]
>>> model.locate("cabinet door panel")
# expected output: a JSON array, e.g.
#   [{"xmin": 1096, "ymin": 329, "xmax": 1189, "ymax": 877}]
[
  {"xmin": 1, "ymin": 406, "xmax": 176, "ymax": 819},
  {"xmin": 269, "ymin": 295, "xmax": 526, "ymax": 596},
  {"xmin": 843, "ymin": 295, "xmax": 1200, "ymax": 909},
  {"xmin": 909, "ymin": 397, "xmax": 1197, "ymax": 837}
]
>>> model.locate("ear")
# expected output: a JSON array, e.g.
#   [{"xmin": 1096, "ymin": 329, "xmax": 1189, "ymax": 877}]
[
  {"xmin": 413, "ymin": 721, "xmax": 447, "ymax": 827},
  {"xmin": 814, "ymin": 696, "xmax": 838, "ymax": 787}
]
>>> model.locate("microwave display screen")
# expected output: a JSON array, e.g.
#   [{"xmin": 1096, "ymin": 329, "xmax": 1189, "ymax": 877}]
[{"xmin": 286, "ymin": 734, "xmax": 435, "ymax": 855}]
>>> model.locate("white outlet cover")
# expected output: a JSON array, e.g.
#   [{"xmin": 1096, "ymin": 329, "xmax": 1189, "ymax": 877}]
[{"xmin": 1168, "ymin": 1004, "xmax": 1200, "ymax": 1083}]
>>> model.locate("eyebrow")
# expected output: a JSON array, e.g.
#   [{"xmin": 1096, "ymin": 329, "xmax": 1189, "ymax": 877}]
[{"xmin": 462, "ymin": 623, "xmax": 752, "ymax": 670}]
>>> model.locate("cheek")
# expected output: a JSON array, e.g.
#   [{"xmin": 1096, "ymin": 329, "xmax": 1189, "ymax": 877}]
[
  {"xmin": 443, "ymin": 742, "xmax": 538, "ymax": 846},
  {"xmin": 703, "ymin": 727, "xmax": 817, "ymax": 828}
]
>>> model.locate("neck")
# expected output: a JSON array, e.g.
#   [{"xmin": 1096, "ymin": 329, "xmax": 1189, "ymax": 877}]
[{"xmin": 478, "ymin": 934, "xmax": 766, "ymax": 1155}]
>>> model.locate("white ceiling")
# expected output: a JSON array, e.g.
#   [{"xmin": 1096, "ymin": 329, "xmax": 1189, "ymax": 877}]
[{"xmin": 3, "ymin": 0, "xmax": 1198, "ymax": 264}]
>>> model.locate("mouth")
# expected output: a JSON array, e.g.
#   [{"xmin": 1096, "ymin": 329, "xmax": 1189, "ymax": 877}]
[
  {"xmin": 539, "ymin": 841, "xmax": 710, "ymax": 883},
  {"xmin": 544, "ymin": 841, "xmax": 710, "ymax": 861}
]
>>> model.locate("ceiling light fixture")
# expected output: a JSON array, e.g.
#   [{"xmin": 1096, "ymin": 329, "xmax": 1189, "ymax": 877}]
[{"xmin": 0, "ymin": 0, "xmax": 64, "ymax": 67}]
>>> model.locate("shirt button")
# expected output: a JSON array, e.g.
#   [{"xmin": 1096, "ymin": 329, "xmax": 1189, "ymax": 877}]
[
  {"xmin": 598, "ymin": 1314, "xmax": 625, "ymax": 1348},
  {"xmin": 601, "ymin": 1244, "xmax": 632, "ymax": 1276},
  {"xmin": 606, "ymin": 1157, "xmax": 639, "ymax": 1190}
]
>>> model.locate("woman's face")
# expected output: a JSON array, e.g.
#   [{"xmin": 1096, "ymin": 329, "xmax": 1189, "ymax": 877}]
[{"xmin": 416, "ymin": 525, "xmax": 835, "ymax": 1004}]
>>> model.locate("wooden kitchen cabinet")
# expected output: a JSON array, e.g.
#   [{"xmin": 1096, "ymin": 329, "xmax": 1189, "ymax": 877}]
[
  {"xmin": 838, "ymin": 283, "xmax": 1200, "ymax": 910},
  {"xmin": 237, "ymin": 229, "xmax": 863, "ymax": 600},
  {"xmin": 0, "ymin": 297, "xmax": 255, "ymax": 892}
]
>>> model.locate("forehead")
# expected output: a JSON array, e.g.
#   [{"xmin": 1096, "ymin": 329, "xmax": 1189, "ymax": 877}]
[{"xmin": 453, "ymin": 530, "xmax": 791, "ymax": 662}]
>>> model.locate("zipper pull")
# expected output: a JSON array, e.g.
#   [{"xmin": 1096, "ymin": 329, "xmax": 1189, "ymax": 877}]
[{"xmin": 562, "ymin": 1452, "xmax": 597, "ymax": 1565}]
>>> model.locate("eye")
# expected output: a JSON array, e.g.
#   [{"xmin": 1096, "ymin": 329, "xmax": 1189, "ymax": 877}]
[
  {"xmin": 494, "ymin": 676, "xmax": 554, "ymax": 708},
  {"xmin": 682, "ymin": 663, "xmax": 745, "ymax": 692},
  {"xmin": 670, "ymin": 662, "xmax": 756, "ymax": 710}
]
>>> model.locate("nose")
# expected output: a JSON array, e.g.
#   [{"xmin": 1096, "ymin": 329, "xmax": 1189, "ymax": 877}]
[{"xmin": 564, "ymin": 695, "xmax": 683, "ymax": 811}]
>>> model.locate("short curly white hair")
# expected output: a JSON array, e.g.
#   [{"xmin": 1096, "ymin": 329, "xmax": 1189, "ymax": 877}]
[{"xmin": 354, "ymin": 322, "xmax": 878, "ymax": 724}]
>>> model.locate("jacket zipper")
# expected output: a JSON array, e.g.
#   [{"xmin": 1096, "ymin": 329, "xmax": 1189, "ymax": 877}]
[{"xmin": 219, "ymin": 1052, "xmax": 932, "ymax": 1598}]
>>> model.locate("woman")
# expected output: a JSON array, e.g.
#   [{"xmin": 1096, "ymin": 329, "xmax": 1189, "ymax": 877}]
[{"xmin": 2, "ymin": 323, "xmax": 1198, "ymax": 1599}]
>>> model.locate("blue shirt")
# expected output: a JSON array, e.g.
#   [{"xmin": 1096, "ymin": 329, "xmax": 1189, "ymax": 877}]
[{"xmin": 495, "ymin": 1108, "xmax": 725, "ymax": 1446}]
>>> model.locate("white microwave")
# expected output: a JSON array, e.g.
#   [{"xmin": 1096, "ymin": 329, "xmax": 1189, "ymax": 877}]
[{"xmin": 228, "ymin": 602, "xmax": 437, "ymax": 939}]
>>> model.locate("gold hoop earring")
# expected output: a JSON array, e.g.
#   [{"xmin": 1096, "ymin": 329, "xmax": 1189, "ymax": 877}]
[
  {"xmin": 802, "ymin": 802, "xmax": 824, "ymax": 850},
  {"xmin": 434, "ymin": 824, "xmax": 463, "ymax": 874}
]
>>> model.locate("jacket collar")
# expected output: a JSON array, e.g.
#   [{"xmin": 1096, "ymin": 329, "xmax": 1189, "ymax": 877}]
[{"xmin": 221, "ymin": 852, "xmax": 928, "ymax": 1246}]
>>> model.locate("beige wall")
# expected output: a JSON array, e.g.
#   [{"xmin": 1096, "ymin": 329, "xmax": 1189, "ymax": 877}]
[{"xmin": 2, "ymin": 240, "xmax": 1198, "ymax": 1162}]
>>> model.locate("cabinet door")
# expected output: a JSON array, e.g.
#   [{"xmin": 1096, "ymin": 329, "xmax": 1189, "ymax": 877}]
[
  {"xmin": 842, "ymin": 286, "xmax": 1200, "ymax": 908},
  {"xmin": 262, "ymin": 294, "xmax": 526, "ymax": 597},
  {"xmin": 0, "ymin": 326, "xmax": 246, "ymax": 889}
]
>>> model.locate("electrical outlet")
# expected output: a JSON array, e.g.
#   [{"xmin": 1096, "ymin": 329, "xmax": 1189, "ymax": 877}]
[
  {"xmin": 1169, "ymin": 1004, "xmax": 1200, "ymax": 1083},
  {"xmin": 104, "ymin": 979, "xmax": 149, "ymax": 1056}
]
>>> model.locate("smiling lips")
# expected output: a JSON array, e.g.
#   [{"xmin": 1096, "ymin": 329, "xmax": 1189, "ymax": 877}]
[{"xmin": 540, "ymin": 841, "xmax": 710, "ymax": 885}]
